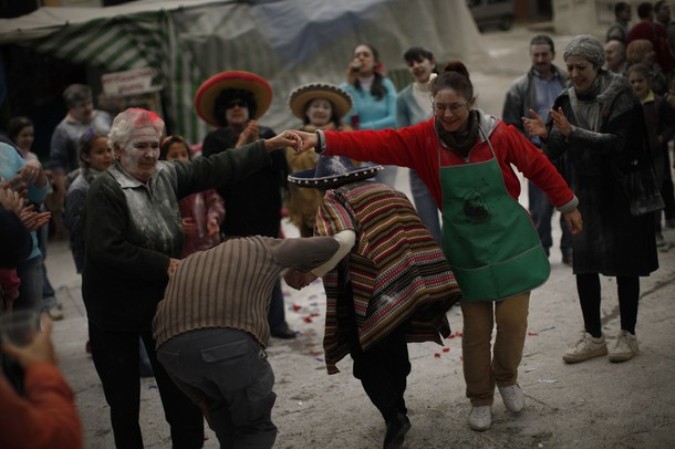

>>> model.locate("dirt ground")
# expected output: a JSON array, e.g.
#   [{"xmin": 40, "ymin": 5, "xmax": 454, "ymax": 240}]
[{"xmin": 44, "ymin": 24, "xmax": 675, "ymax": 449}]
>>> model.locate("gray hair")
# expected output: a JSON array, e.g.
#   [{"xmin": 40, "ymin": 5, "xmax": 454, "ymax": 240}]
[
  {"xmin": 563, "ymin": 35, "xmax": 605, "ymax": 67},
  {"xmin": 108, "ymin": 108, "xmax": 165, "ymax": 153},
  {"xmin": 63, "ymin": 84, "xmax": 92, "ymax": 108}
]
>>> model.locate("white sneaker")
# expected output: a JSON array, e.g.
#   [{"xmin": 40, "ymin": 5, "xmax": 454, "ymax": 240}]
[
  {"xmin": 609, "ymin": 330, "xmax": 639, "ymax": 363},
  {"xmin": 468, "ymin": 406, "xmax": 491, "ymax": 431},
  {"xmin": 498, "ymin": 384, "xmax": 524, "ymax": 413},
  {"xmin": 562, "ymin": 331, "xmax": 607, "ymax": 364}
]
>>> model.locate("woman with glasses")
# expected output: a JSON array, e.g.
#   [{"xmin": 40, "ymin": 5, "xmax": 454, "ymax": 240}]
[{"xmin": 296, "ymin": 61, "xmax": 583, "ymax": 432}]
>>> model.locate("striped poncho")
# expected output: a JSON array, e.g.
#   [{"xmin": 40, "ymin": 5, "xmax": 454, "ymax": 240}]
[{"xmin": 315, "ymin": 181, "xmax": 462, "ymax": 374}]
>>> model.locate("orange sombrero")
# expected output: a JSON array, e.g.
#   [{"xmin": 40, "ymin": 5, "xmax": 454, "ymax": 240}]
[{"xmin": 194, "ymin": 71, "xmax": 273, "ymax": 127}]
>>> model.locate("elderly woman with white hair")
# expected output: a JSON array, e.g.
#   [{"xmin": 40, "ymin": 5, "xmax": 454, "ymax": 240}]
[
  {"xmin": 81, "ymin": 108, "xmax": 301, "ymax": 449},
  {"xmin": 525, "ymin": 35, "xmax": 658, "ymax": 365}
]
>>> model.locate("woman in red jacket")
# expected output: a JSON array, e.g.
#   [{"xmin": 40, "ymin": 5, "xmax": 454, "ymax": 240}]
[{"xmin": 297, "ymin": 61, "xmax": 583, "ymax": 432}]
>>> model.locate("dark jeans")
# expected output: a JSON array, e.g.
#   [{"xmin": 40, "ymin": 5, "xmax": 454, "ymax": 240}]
[
  {"xmin": 343, "ymin": 283, "xmax": 410, "ymax": 422},
  {"xmin": 89, "ymin": 321, "xmax": 204, "ymax": 449},
  {"xmin": 158, "ymin": 328, "xmax": 277, "ymax": 449},
  {"xmin": 528, "ymin": 182, "xmax": 572, "ymax": 252},
  {"xmin": 267, "ymin": 280, "xmax": 287, "ymax": 332}
]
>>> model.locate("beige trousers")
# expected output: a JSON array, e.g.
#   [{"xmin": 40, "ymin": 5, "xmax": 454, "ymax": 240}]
[{"xmin": 460, "ymin": 292, "xmax": 530, "ymax": 406}]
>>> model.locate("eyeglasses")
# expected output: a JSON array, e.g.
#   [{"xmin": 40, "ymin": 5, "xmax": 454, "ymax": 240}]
[
  {"xmin": 433, "ymin": 102, "xmax": 468, "ymax": 114},
  {"xmin": 226, "ymin": 100, "xmax": 247, "ymax": 109}
]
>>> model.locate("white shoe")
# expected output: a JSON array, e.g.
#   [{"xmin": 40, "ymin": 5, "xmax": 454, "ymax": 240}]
[
  {"xmin": 468, "ymin": 406, "xmax": 491, "ymax": 431},
  {"xmin": 562, "ymin": 331, "xmax": 607, "ymax": 364},
  {"xmin": 609, "ymin": 330, "xmax": 639, "ymax": 363},
  {"xmin": 498, "ymin": 384, "xmax": 524, "ymax": 413}
]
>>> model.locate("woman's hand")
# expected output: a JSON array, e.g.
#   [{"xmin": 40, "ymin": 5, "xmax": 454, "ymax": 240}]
[
  {"xmin": 0, "ymin": 187, "xmax": 24, "ymax": 215},
  {"xmin": 292, "ymin": 130, "xmax": 318, "ymax": 152},
  {"xmin": 265, "ymin": 130, "xmax": 303, "ymax": 152},
  {"xmin": 19, "ymin": 204, "xmax": 51, "ymax": 231},
  {"xmin": 563, "ymin": 208, "xmax": 583, "ymax": 236},
  {"xmin": 522, "ymin": 109, "xmax": 548, "ymax": 139},
  {"xmin": 345, "ymin": 58, "xmax": 361, "ymax": 84},
  {"xmin": 550, "ymin": 107, "xmax": 573, "ymax": 137}
]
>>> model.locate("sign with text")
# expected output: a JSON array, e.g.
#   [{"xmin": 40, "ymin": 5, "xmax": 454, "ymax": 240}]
[{"xmin": 102, "ymin": 68, "xmax": 157, "ymax": 97}]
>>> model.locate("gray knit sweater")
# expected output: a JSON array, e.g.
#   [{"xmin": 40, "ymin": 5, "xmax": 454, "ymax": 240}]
[{"xmin": 153, "ymin": 236, "xmax": 339, "ymax": 348}]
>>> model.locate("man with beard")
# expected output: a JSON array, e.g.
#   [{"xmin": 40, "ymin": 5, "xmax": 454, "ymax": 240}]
[{"xmin": 502, "ymin": 35, "xmax": 573, "ymax": 265}]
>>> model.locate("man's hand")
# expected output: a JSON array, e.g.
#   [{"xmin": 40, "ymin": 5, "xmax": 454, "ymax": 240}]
[
  {"xmin": 236, "ymin": 120, "xmax": 260, "ymax": 148},
  {"xmin": 283, "ymin": 268, "xmax": 317, "ymax": 290},
  {"xmin": 167, "ymin": 258, "xmax": 180, "ymax": 278}
]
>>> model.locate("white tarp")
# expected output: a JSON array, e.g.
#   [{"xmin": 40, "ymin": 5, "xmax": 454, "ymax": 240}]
[{"xmin": 1, "ymin": 0, "xmax": 489, "ymax": 143}]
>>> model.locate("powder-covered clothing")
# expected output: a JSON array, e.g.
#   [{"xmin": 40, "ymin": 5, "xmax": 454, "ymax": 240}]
[
  {"xmin": 153, "ymin": 236, "xmax": 340, "ymax": 348},
  {"xmin": 82, "ymin": 140, "xmax": 272, "ymax": 332},
  {"xmin": 0, "ymin": 362, "xmax": 83, "ymax": 449},
  {"xmin": 315, "ymin": 181, "xmax": 461, "ymax": 374},
  {"xmin": 49, "ymin": 111, "xmax": 111, "ymax": 173},
  {"xmin": 321, "ymin": 111, "xmax": 577, "ymax": 212},
  {"xmin": 545, "ymin": 70, "xmax": 658, "ymax": 276}
]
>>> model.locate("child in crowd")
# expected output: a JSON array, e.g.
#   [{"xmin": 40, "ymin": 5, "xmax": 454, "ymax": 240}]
[{"xmin": 160, "ymin": 135, "xmax": 224, "ymax": 257}]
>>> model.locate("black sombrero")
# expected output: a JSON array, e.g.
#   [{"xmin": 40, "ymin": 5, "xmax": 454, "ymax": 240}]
[{"xmin": 287, "ymin": 155, "xmax": 383, "ymax": 189}]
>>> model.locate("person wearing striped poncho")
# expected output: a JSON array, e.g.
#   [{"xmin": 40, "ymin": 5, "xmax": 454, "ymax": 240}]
[{"xmin": 285, "ymin": 156, "xmax": 461, "ymax": 449}]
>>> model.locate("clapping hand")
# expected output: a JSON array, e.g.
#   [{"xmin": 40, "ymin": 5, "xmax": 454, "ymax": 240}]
[
  {"xmin": 550, "ymin": 107, "xmax": 573, "ymax": 137},
  {"xmin": 18, "ymin": 204, "xmax": 51, "ymax": 231},
  {"xmin": 522, "ymin": 109, "xmax": 548, "ymax": 139},
  {"xmin": 0, "ymin": 187, "xmax": 24, "ymax": 215}
]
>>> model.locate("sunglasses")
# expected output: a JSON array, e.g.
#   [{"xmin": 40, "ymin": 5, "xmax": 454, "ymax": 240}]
[{"xmin": 226, "ymin": 99, "xmax": 247, "ymax": 109}]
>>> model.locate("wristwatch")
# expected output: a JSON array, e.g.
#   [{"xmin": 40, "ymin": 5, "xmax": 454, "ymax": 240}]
[{"xmin": 314, "ymin": 129, "xmax": 326, "ymax": 154}]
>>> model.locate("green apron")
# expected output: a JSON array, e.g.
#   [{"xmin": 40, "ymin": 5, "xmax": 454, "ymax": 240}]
[{"xmin": 439, "ymin": 126, "xmax": 550, "ymax": 302}]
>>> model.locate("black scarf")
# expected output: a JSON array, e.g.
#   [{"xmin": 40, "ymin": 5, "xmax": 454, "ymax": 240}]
[{"xmin": 436, "ymin": 110, "xmax": 480, "ymax": 157}]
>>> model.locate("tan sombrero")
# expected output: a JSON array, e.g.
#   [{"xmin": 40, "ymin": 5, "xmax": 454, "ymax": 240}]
[
  {"xmin": 194, "ymin": 71, "xmax": 272, "ymax": 127},
  {"xmin": 288, "ymin": 83, "xmax": 353, "ymax": 120}
]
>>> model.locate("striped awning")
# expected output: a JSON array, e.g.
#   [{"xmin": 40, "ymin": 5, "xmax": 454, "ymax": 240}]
[{"xmin": 13, "ymin": 0, "xmax": 489, "ymax": 145}]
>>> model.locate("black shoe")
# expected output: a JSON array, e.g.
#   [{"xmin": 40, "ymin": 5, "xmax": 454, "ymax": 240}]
[
  {"xmin": 562, "ymin": 249, "xmax": 573, "ymax": 267},
  {"xmin": 383, "ymin": 413, "xmax": 411, "ymax": 449},
  {"xmin": 271, "ymin": 326, "xmax": 297, "ymax": 339}
]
